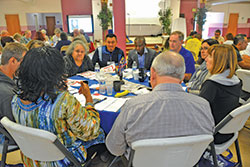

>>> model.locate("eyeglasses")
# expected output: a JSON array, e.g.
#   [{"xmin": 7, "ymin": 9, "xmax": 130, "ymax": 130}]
[{"xmin": 74, "ymin": 50, "xmax": 85, "ymax": 54}]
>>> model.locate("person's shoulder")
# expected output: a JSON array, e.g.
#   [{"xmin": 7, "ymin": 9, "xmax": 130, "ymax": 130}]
[
  {"xmin": 146, "ymin": 47, "xmax": 156, "ymax": 54},
  {"xmin": 128, "ymin": 49, "xmax": 136, "ymax": 55},
  {"xmin": 180, "ymin": 46, "xmax": 192, "ymax": 56}
]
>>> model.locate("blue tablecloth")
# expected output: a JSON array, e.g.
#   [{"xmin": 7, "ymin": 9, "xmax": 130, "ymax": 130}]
[{"xmin": 70, "ymin": 74, "xmax": 186, "ymax": 134}]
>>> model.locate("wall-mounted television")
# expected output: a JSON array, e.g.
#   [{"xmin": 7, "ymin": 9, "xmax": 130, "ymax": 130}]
[{"xmin": 67, "ymin": 15, "xmax": 94, "ymax": 33}]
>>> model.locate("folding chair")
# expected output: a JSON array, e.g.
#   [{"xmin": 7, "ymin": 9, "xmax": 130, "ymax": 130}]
[
  {"xmin": 0, "ymin": 125, "xmax": 19, "ymax": 167},
  {"xmin": 236, "ymin": 69, "xmax": 250, "ymax": 105},
  {"xmin": 210, "ymin": 102, "xmax": 250, "ymax": 167},
  {"xmin": 127, "ymin": 135, "xmax": 213, "ymax": 167},
  {"xmin": 0, "ymin": 117, "xmax": 84, "ymax": 166}
]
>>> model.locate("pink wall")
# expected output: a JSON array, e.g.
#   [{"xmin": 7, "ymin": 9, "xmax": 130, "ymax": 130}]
[
  {"xmin": 113, "ymin": 0, "xmax": 126, "ymax": 55},
  {"xmin": 61, "ymin": 0, "xmax": 92, "ymax": 33},
  {"xmin": 180, "ymin": 0, "xmax": 197, "ymax": 37}
]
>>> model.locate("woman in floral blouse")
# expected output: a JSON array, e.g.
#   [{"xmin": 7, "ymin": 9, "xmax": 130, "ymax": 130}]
[{"xmin": 11, "ymin": 46, "xmax": 105, "ymax": 166}]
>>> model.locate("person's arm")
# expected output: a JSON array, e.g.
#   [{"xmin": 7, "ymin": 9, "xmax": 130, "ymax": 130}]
[
  {"xmin": 127, "ymin": 51, "xmax": 133, "ymax": 68},
  {"xmin": 238, "ymin": 59, "xmax": 250, "ymax": 70},
  {"xmin": 184, "ymin": 52, "xmax": 195, "ymax": 81},
  {"xmin": 92, "ymin": 49, "xmax": 99, "ymax": 66},
  {"xmin": 106, "ymin": 103, "xmax": 128, "ymax": 156},
  {"xmin": 65, "ymin": 85, "xmax": 100, "ymax": 141}
]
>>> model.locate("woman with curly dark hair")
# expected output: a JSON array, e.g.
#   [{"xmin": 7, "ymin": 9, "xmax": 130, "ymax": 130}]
[{"xmin": 11, "ymin": 46, "xmax": 105, "ymax": 166}]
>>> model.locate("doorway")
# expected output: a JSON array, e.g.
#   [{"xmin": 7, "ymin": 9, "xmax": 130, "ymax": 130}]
[
  {"xmin": 46, "ymin": 16, "xmax": 56, "ymax": 37},
  {"xmin": 5, "ymin": 14, "xmax": 21, "ymax": 35}
]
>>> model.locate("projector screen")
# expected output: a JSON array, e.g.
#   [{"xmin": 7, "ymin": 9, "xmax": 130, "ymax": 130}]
[{"xmin": 67, "ymin": 15, "xmax": 93, "ymax": 33}]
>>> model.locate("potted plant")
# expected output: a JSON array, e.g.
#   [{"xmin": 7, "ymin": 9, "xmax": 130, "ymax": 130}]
[
  {"xmin": 97, "ymin": 3, "xmax": 113, "ymax": 37},
  {"xmin": 194, "ymin": 6, "xmax": 208, "ymax": 32},
  {"xmin": 158, "ymin": 8, "xmax": 172, "ymax": 35}
]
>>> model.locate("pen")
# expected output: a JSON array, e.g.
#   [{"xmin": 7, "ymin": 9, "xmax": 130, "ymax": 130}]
[{"xmin": 93, "ymin": 97, "xmax": 107, "ymax": 105}]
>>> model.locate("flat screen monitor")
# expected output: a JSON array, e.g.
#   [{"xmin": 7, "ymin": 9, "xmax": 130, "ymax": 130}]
[{"xmin": 67, "ymin": 15, "xmax": 93, "ymax": 33}]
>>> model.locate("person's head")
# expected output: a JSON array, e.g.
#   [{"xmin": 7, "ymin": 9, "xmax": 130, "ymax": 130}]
[
  {"xmin": 194, "ymin": 34, "xmax": 202, "ymax": 40},
  {"xmin": 105, "ymin": 34, "xmax": 117, "ymax": 52},
  {"xmin": 15, "ymin": 46, "xmax": 67, "ymax": 103},
  {"xmin": 134, "ymin": 36, "xmax": 146, "ymax": 55},
  {"xmin": 27, "ymin": 40, "xmax": 45, "ymax": 50},
  {"xmin": 13, "ymin": 33, "xmax": 22, "ymax": 42},
  {"xmin": 1, "ymin": 43, "xmax": 28, "ymax": 78},
  {"xmin": 73, "ymin": 29, "xmax": 80, "ymax": 37},
  {"xmin": 150, "ymin": 51, "xmax": 185, "ymax": 89},
  {"xmin": 233, "ymin": 34, "xmax": 248, "ymax": 51},
  {"xmin": 169, "ymin": 31, "xmax": 184, "ymax": 52},
  {"xmin": 189, "ymin": 31, "xmax": 197, "ymax": 37},
  {"xmin": 34, "ymin": 31, "xmax": 45, "ymax": 41},
  {"xmin": 1, "ymin": 30, "xmax": 9, "ymax": 37},
  {"xmin": 54, "ymin": 28, "xmax": 61, "ymax": 37},
  {"xmin": 206, "ymin": 44, "xmax": 237, "ymax": 78},
  {"xmin": 41, "ymin": 29, "xmax": 47, "ymax": 35},
  {"xmin": 200, "ymin": 39, "xmax": 219, "ymax": 59},
  {"xmin": 60, "ymin": 32, "xmax": 68, "ymax": 41},
  {"xmin": 225, "ymin": 33, "xmax": 234, "ymax": 41},
  {"xmin": 66, "ymin": 40, "xmax": 88, "ymax": 62},
  {"xmin": 79, "ymin": 29, "xmax": 84, "ymax": 34},
  {"xmin": 24, "ymin": 30, "xmax": 31, "ymax": 39},
  {"xmin": 1, "ymin": 36, "xmax": 14, "ymax": 47},
  {"xmin": 214, "ymin": 29, "xmax": 221, "ymax": 39}
]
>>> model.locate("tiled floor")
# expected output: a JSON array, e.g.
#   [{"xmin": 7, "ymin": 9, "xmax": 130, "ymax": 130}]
[{"xmin": 1, "ymin": 118, "xmax": 250, "ymax": 166}]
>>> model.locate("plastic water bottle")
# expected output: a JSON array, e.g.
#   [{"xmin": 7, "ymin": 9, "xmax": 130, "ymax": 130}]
[
  {"xmin": 95, "ymin": 63, "xmax": 100, "ymax": 73},
  {"xmin": 132, "ymin": 61, "xmax": 137, "ymax": 71}
]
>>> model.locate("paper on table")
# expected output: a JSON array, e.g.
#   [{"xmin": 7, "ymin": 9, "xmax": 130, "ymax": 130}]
[
  {"xmin": 94, "ymin": 97, "xmax": 128, "ymax": 112},
  {"xmin": 73, "ymin": 93, "xmax": 86, "ymax": 106}
]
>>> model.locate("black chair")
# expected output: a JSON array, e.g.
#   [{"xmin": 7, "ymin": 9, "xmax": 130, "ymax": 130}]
[{"xmin": 0, "ymin": 124, "xmax": 19, "ymax": 167}]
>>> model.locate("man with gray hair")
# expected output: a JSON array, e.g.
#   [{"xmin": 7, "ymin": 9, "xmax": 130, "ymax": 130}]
[
  {"xmin": 233, "ymin": 34, "xmax": 250, "ymax": 69},
  {"xmin": 106, "ymin": 51, "xmax": 214, "ymax": 158},
  {"xmin": 0, "ymin": 42, "xmax": 28, "ymax": 121}
]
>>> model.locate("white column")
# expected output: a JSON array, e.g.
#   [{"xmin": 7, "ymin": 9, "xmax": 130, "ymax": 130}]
[{"xmin": 92, "ymin": 0, "xmax": 103, "ymax": 41}]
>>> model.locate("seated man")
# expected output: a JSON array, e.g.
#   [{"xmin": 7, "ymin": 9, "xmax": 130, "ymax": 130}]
[
  {"xmin": 127, "ymin": 36, "xmax": 157, "ymax": 70},
  {"xmin": 169, "ymin": 31, "xmax": 195, "ymax": 81},
  {"xmin": 0, "ymin": 43, "xmax": 27, "ymax": 144},
  {"xmin": 212, "ymin": 29, "xmax": 224, "ymax": 44},
  {"xmin": 106, "ymin": 51, "xmax": 214, "ymax": 157},
  {"xmin": 0, "ymin": 43, "xmax": 28, "ymax": 122},
  {"xmin": 232, "ymin": 34, "xmax": 250, "ymax": 69},
  {"xmin": 92, "ymin": 34, "xmax": 124, "ymax": 68}
]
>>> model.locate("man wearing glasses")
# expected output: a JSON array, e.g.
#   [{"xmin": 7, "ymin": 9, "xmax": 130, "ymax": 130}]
[{"xmin": 127, "ymin": 36, "xmax": 157, "ymax": 70}]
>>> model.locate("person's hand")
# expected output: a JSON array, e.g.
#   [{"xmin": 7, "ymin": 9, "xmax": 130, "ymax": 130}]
[{"xmin": 79, "ymin": 82, "xmax": 93, "ymax": 104}]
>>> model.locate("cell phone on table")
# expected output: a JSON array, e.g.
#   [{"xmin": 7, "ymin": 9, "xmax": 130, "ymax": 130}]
[{"xmin": 82, "ymin": 80, "xmax": 89, "ymax": 85}]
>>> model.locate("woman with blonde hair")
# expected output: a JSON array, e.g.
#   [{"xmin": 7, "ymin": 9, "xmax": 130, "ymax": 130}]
[{"xmin": 199, "ymin": 44, "xmax": 241, "ymax": 144}]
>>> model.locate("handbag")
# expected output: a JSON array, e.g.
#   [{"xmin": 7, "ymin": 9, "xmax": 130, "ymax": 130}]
[{"xmin": 198, "ymin": 149, "xmax": 236, "ymax": 167}]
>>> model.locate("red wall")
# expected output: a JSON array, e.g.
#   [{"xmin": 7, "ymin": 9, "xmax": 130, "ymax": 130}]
[
  {"xmin": 180, "ymin": 0, "xmax": 197, "ymax": 37},
  {"xmin": 61, "ymin": 0, "xmax": 92, "ymax": 33}
]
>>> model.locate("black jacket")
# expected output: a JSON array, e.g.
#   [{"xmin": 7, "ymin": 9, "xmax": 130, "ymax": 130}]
[
  {"xmin": 200, "ymin": 79, "xmax": 241, "ymax": 144},
  {"xmin": 0, "ymin": 71, "xmax": 16, "ymax": 121}
]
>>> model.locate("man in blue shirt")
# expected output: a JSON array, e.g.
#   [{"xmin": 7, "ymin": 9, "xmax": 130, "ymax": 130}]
[
  {"xmin": 127, "ymin": 36, "xmax": 157, "ymax": 70},
  {"xmin": 92, "ymin": 34, "xmax": 124, "ymax": 68},
  {"xmin": 169, "ymin": 31, "xmax": 195, "ymax": 81}
]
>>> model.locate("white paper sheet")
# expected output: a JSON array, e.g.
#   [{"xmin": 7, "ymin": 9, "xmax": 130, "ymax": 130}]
[{"xmin": 94, "ymin": 97, "xmax": 128, "ymax": 112}]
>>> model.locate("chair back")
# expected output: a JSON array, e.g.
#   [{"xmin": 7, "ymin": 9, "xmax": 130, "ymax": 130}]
[
  {"xmin": 217, "ymin": 103, "xmax": 250, "ymax": 134},
  {"xmin": 236, "ymin": 69, "xmax": 250, "ymax": 93},
  {"xmin": 131, "ymin": 135, "xmax": 213, "ymax": 167},
  {"xmin": 0, "ymin": 117, "xmax": 68, "ymax": 162}
]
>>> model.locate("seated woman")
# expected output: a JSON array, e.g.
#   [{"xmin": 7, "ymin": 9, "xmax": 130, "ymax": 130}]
[
  {"xmin": 12, "ymin": 46, "xmax": 105, "ymax": 166},
  {"xmin": 187, "ymin": 39, "xmax": 219, "ymax": 94},
  {"xmin": 199, "ymin": 44, "xmax": 241, "ymax": 144},
  {"xmin": 64, "ymin": 40, "xmax": 94, "ymax": 77}
]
